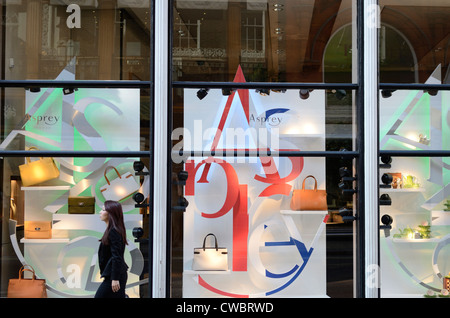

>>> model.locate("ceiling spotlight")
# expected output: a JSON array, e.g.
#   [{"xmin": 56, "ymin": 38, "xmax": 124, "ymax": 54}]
[
  {"xmin": 26, "ymin": 87, "xmax": 41, "ymax": 93},
  {"xmin": 299, "ymin": 89, "xmax": 313, "ymax": 100},
  {"xmin": 381, "ymin": 89, "xmax": 396, "ymax": 98},
  {"xmin": 197, "ymin": 88, "xmax": 209, "ymax": 100},
  {"xmin": 424, "ymin": 89, "xmax": 438, "ymax": 96},
  {"xmin": 63, "ymin": 87, "xmax": 78, "ymax": 95},
  {"xmin": 221, "ymin": 88, "xmax": 235, "ymax": 96},
  {"xmin": 271, "ymin": 89, "xmax": 286, "ymax": 93},
  {"xmin": 256, "ymin": 88, "xmax": 270, "ymax": 96}
]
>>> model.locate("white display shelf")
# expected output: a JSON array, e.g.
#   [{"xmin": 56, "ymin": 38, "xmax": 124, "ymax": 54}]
[
  {"xmin": 280, "ymin": 210, "xmax": 328, "ymax": 215},
  {"xmin": 20, "ymin": 238, "xmax": 69, "ymax": 244},
  {"xmin": 380, "ymin": 187, "xmax": 425, "ymax": 193},
  {"xmin": 392, "ymin": 237, "xmax": 442, "ymax": 243},
  {"xmin": 21, "ymin": 186, "xmax": 71, "ymax": 191},
  {"xmin": 184, "ymin": 270, "xmax": 230, "ymax": 275}
]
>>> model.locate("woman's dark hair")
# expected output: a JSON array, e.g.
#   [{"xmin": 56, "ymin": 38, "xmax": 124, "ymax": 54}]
[{"xmin": 100, "ymin": 200, "xmax": 128, "ymax": 245}]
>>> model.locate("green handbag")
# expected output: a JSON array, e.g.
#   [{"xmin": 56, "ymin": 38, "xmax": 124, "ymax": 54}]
[{"xmin": 68, "ymin": 196, "xmax": 95, "ymax": 214}]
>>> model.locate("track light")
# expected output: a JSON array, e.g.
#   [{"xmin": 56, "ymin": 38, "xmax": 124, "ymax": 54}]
[
  {"xmin": 197, "ymin": 88, "xmax": 209, "ymax": 100},
  {"xmin": 63, "ymin": 87, "xmax": 78, "ymax": 95},
  {"xmin": 133, "ymin": 161, "xmax": 149, "ymax": 176},
  {"xmin": 256, "ymin": 88, "xmax": 270, "ymax": 96},
  {"xmin": 379, "ymin": 155, "xmax": 392, "ymax": 169},
  {"xmin": 133, "ymin": 192, "xmax": 149, "ymax": 208},
  {"xmin": 271, "ymin": 89, "xmax": 286, "ymax": 93},
  {"xmin": 299, "ymin": 89, "xmax": 313, "ymax": 100}
]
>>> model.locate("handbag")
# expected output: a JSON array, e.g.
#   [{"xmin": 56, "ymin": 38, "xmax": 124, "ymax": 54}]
[
  {"xmin": 192, "ymin": 233, "xmax": 228, "ymax": 271},
  {"xmin": 24, "ymin": 221, "xmax": 52, "ymax": 239},
  {"xmin": 68, "ymin": 196, "xmax": 95, "ymax": 214},
  {"xmin": 290, "ymin": 175, "xmax": 327, "ymax": 211},
  {"xmin": 7, "ymin": 265, "xmax": 47, "ymax": 298},
  {"xmin": 100, "ymin": 166, "xmax": 140, "ymax": 201},
  {"xmin": 19, "ymin": 147, "xmax": 60, "ymax": 187}
]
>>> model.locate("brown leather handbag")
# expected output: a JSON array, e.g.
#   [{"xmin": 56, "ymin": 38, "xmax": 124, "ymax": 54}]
[
  {"xmin": 7, "ymin": 265, "xmax": 47, "ymax": 298},
  {"xmin": 290, "ymin": 175, "xmax": 328, "ymax": 211}
]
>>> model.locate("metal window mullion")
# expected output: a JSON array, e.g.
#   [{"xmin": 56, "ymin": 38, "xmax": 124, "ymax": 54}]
[
  {"xmin": 363, "ymin": 0, "xmax": 380, "ymax": 299},
  {"xmin": 153, "ymin": 0, "xmax": 169, "ymax": 298}
]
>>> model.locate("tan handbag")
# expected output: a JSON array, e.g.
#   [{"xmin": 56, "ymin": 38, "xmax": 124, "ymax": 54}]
[
  {"xmin": 68, "ymin": 196, "xmax": 95, "ymax": 214},
  {"xmin": 290, "ymin": 175, "xmax": 327, "ymax": 211},
  {"xmin": 7, "ymin": 265, "xmax": 47, "ymax": 298},
  {"xmin": 192, "ymin": 233, "xmax": 228, "ymax": 271},
  {"xmin": 19, "ymin": 147, "xmax": 60, "ymax": 187},
  {"xmin": 24, "ymin": 221, "xmax": 52, "ymax": 239}
]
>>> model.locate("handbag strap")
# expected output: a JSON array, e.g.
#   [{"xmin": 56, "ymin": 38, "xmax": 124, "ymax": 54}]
[
  {"xmin": 302, "ymin": 175, "xmax": 318, "ymax": 191},
  {"xmin": 19, "ymin": 265, "xmax": 36, "ymax": 280},
  {"xmin": 104, "ymin": 166, "xmax": 122, "ymax": 185},
  {"xmin": 202, "ymin": 233, "xmax": 219, "ymax": 251},
  {"xmin": 25, "ymin": 146, "xmax": 40, "ymax": 163}
]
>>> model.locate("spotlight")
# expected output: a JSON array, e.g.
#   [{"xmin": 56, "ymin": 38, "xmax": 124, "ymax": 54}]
[
  {"xmin": 63, "ymin": 87, "xmax": 78, "ymax": 95},
  {"xmin": 271, "ymin": 89, "xmax": 286, "ymax": 93},
  {"xmin": 133, "ymin": 192, "xmax": 148, "ymax": 208},
  {"xmin": 381, "ymin": 89, "xmax": 396, "ymax": 98},
  {"xmin": 177, "ymin": 170, "xmax": 188, "ymax": 185},
  {"xmin": 380, "ymin": 173, "xmax": 393, "ymax": 188},
  {"xmin": 299, "ymin": 89, "xmax": 313, "ymax": 100},
  {"xmin": 379, "ymin": 155, "xmax": 392, "ymax": 168},
  {"xmin": 380, "ymin": 214, "xmax": 393, "ymax": 237},
  {"xmin": 172, "ymin": 197, "xmax": 189, "ymax": 212},
  {"xmin": 133, "ymin": 161, "xmax": 149, "ymax": 176},
  {"xmin": 256, "ymin": 88, "xmax": 270, "ymax": 96},
  {"xmin": 197, "ymin": 88, "xmax": 209, "ymax": 100},
  {"xmin": 424, "ymin": 89, "xmax": 438, "ymax": 96},
  {"xmin": 26, "ymin": 87, "xmax": 41, "ymax": 93},
  {"xmin": 379, "ymin": 193, "xmax": 391, "ymax": 205},
  {"xmin": 132, "ymin": 227, "xmax": 147, "ymax": 243},
  {"xmin": 338, "ymin": 207, "xmax": 356, "ymax": 222},
  {"xmin": 222, "ymin": 88, "xmax": 235, "ymax": 96}
]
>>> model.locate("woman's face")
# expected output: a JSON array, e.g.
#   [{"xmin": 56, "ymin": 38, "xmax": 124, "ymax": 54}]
[{"xmin": 100, "ymin": 206, "xmax": 109, "ymax": 223}]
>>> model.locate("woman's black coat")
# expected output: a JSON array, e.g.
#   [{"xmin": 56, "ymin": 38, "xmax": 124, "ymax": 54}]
[{"xmin": 98, "ymin": 228, "xmax": 128, "ymax": 280}]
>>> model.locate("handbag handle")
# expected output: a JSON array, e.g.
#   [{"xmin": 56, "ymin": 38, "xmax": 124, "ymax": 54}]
[
  {"xmin": 302, "ymin": 175, "xmax": 318, "ymax": 191},
  {"xmin": 25, "ymin": 146, "xmax": 41, "ymax": 163},
  {"xmin": 202, "ymin": 233, "xmax": 219, "ymax": 251},
  {"xmin": 19, "ymin": 265, "xmax": 36, "ymax": 281},
  {"xmin": 104, "ymin": 166, "xmax": 122, "ymax": 185}
]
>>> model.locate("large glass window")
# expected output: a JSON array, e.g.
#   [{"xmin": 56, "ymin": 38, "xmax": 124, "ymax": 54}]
[
  {"xmin": 173, "ymin": 0, "xmax": 356, "ymax": 83},
  {"xmin": 0, "ymin": 0, "xmax": 153, "ymax": 298},
  {"xmin": 170, "ymin": 0, "xmax": 359, "ymax": 299},
  {"xmin": 379, "ymin": 0, "xmax": 450, "ymax": 298}
]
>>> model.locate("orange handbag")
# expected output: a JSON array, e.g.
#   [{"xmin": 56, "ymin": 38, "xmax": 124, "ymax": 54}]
[
  {"xmin": 7, "ymin": 265, "xmax": 47, "ymax": 298},
  {"xmin": 290, "ymin": 175, "xmax": 328, "ymax": 211}
]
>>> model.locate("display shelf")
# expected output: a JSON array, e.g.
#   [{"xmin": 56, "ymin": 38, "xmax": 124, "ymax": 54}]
[
  {"xmin": 380, "ymin": 187, "xmax": 425, "ymax": 193},
  {"xmin": 184, "ymin": 270, "xmax": 230, "ymax": 275},
  {"xmin": 280, "ymin": 210, "xmax": 328, "ymax": 215},
  {"xmin": 20, "ymin": 238, "xmax": 69, "ymax": 244},
  {"xmin": 392, "ymin": 237, "xmax": 442, "ymax": 243},
  {"xmin": 21, "ymin": 186, "xmax": 71, "ymax": 191}
]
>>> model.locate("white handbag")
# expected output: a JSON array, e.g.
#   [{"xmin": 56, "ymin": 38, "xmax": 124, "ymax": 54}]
[
  {"xmin": 192, "ymin": 233, "xmax": 228, "ymax": 271},
  {"xmin": 100, "ymin": 166, "xmax": 140, "ymax": 201}
]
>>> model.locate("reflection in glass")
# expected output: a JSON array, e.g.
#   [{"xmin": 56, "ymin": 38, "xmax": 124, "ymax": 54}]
[
  {"xmin": 380, "ymin": 1, "xmax": 450, "ymax": 83},
  {"xmin": 173, "ymin": 0, "xmax": 356, "ymax": 83}
]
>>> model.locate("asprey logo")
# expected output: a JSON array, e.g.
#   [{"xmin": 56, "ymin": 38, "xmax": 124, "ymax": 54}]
[
  {"xmin": 250, "ymin": 108, "xmax": 289, "ymax": 127},
  {"xmin": 25, "ymin": 114, "xmax": 60, "ymax": 126}
]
